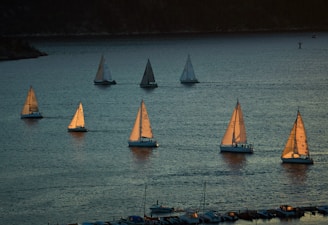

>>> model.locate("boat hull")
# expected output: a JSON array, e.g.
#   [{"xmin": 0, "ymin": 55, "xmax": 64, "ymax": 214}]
[
  {"xmin": 220, "ymin": 145, "xmax": 253, "ymax": 153},
  {"xmin": 281, "ymin": 157, "xmax": 313, "ymax": 164},
  {"xmin": 21, "ymin": 112, "xmax": 43, "ymax": 119},
  {"xmin": 128, "ymin": 140, "xmax": 158, "ymax": 147},
  {"xmin": 150, "ymin": 207, "xmax": 174, "ymax": 214},
  {"xmin": 275, "ymin": 205, "xmax": 304, "ymax": 218},
  {"xmin": 180, "ymin": 79, "xmax": 199, "ymax": 84},
  {"xmin": 94, "ymin": 80, "xmax": 116, "ymax": 85},
  {"xmin": 68, "ymin": 127, "xmax": 88, "ymax": 132},
  {"xmin": 317, "ymin": 206, "xmax": 328, "ymax": 215},
  {"xmin": 140, "ymin": 83, "xmax": 158, "ymax": 88}
]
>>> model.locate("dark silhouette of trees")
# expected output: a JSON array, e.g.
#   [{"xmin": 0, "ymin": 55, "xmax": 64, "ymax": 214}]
[{"xmin": 1, "ymin": 0, "xmax": 327, "ymax": 36}]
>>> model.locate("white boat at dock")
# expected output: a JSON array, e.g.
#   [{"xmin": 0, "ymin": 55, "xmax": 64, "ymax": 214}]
[
  {"xmin": 200, "ymin": 210, "xmax": 223, "ymax": 223},
  {"xmin": 275, "ymin": 205, "xmax": 304, "ymax": 218},
  {"xmin": 150, "ymin": 201, "xmax": 174, "ymax": 214}
]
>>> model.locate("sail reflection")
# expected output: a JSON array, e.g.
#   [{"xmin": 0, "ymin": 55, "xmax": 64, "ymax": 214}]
[
  {"xmin": 221, "ymin": 152, "xmax": 246, "ymax": 170},
  {"xmin": 282, "ymin": 163, "xmax": 309, "ymax": 184},
  {"xmin": 22, "ymin": 118, "xmax": 40, "ymax": 126},
  {"xmin": 130, "ymin": 147, "xmax": 153, "ymax": 163},
  {"xmin": 69, "ymin": 131, "xmax": 86, "ymax": 140},
  {"xmin": 69, "ymin": 132, "xmax": 87, "ymax": 163}
]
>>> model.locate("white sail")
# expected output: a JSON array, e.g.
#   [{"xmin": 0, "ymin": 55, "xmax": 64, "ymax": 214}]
[
  {"xmin": 103, "ymin": 63, "xmax": 113, "ymax": 81},
  {"xmin": 180, "ymin": 54, "xmax": 199, "ymax": 83},
  {"xmin": 281, "ymin": 110, "xmax": 309, "ymax": 159},
  {"xmin": 94, "ymin": 55, "xmax": 116, "ymax": 84},
  {"xmin": 21, "ymin": 86, "xmax": 42, "ymax": 118},
  {"xmin": 68, "ymin": 102, "xmax": 87, "ymax": 132}
]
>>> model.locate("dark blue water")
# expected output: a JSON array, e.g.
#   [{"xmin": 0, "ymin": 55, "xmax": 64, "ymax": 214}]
[{"xmin": 0, "ymin": 32, "xmax": 328, "ymax": 225}]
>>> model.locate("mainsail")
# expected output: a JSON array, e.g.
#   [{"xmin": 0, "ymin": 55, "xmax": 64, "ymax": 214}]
[
  {"xmin": 129, "ymin": 100, "xmax": 153, "ymax": 142},
  {"xmin": 68, "ymin": 102, "xmax": 85, "ymax": 130},
  {"xmin": 140, "ymin": 59, "xmax": 156, "ymax": 86},
  {"xmin": 180, "ymin": 54, "xmax": 198, "ymax": 83},
  {"xmin": 281, "ymin": 110, "xmax": 309, "ymax": 159},
  {"xmin": 21, "ymin": 86, "xmax": 40, "ymax": 115},
  {"xmin": 221, "ymin": 100, "xmax": 247, "ymax": 146},
  {"xmin": 94, "ymin": 55, "xmax": 113, "ymax": 82}
]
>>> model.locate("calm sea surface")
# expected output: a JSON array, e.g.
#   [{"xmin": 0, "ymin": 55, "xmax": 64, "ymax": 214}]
[{"xmin": 0, "ymin": 32, "xmax": 328, "ymax": 225}]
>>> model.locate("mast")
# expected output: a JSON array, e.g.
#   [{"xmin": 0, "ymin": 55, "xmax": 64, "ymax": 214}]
[
  {"xmin": 95, "ymin": 55, "xmax": 105, "ymax": 81},
  {"xmin": 28, "ymin": 87, "xmax": 32, "ymax": 112},
  {"xmin": 139, "ymin": 100, "xmax": 143, "ymax": 140},
  {"xmin": 143, "ymin": 184, "xmax": 147, "ymax": 216},
  {"xmin": 293, "ymin": 114, "xmax": 298, "ymax": 155},
  {"xmin": 232, "ymin": 100, "xmax": 239, "ymax": 145},
  {"xmin": 202, "ymin": 181, "xmax": 206, "ymax": 214}
]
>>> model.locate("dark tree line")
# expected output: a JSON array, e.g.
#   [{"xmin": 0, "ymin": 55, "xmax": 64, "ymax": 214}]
[{"xmin": 1, "ymin": 0, "xmax": 328, "ymax": 36}]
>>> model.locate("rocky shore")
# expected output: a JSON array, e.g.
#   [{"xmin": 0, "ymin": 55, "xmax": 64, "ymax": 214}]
[{"xmin": 0, "ymin": 37, "xmax": 47, "ymax": 61}]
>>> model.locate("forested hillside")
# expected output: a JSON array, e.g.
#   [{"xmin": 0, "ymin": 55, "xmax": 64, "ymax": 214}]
[{"xmin": 1, "ymin": 0, "xmax": 328, "ymax": 36}]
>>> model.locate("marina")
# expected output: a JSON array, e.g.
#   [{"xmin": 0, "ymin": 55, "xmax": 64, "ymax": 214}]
[{"xmin": 61, "ymin": 204, "xmax": 328, "ymax": 225}]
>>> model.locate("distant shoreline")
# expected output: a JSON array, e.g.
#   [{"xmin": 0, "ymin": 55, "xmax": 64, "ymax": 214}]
[
  {"xmin": 0, "ymin": 28, "xmax": 323, "ymax": 61},
  {"xmin": 0, "ymin": 37, "xmax": 47, "ymax": 61},
  {"xmin": 2, "ymin": 27, "xmax": 325, "ymax": 39}
]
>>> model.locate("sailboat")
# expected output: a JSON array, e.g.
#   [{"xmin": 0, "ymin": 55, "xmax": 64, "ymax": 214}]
[
  {"xmin": 281, "ymin": 110, "xmax": 313, "ymax": 164},
  {"xmin": 68, "ymin": 102, "xmax": 87, "ymax": 132},
  {"xmin": 128, "ymin": 100, "xmax": 158, "ymax": 147},
  {"xmin": 180, "ymin": 54, "xmax": 199, "ymax": 84},
  {"xmin": 21, "ymin": 86, "xmax": 43, "ymax": 119},
  {"xmin": 94, "ymin": 54, "xmax": 116, "ymax": 85},
  {"xmin": 140, "ymin": 59, "xmax": 158, "ymax": 88},
  {"xmin": 220, "ymin": 100, "xmax": 253, "ymax": 153}
]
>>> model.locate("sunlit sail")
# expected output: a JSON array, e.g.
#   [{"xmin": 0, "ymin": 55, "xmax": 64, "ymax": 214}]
[
  {"xmin": 128, "ymin": 100, "xmax": 158, "ymax": 147},
  {"xmin": 21, "ymin": 86, "xmax": 43, "ymax": 119},
  {"xmin": 68, "ymin": 102, "xmax": 87, "ymax": 132},
  {"xmin": 220, "ymin": 99, "xmax": 253, "ymax": 153},
  {"xmin": 281, "ymin": 110, "xmax": 313, "ymax": 164}
]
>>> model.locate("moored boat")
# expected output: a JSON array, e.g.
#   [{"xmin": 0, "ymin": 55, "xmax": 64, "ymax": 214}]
[
  {"xmin": 221, "ymin": 211, "xmax": 238, "ymax": 221},
  {"xmin": 150, "ymin": 201, "xmax": 174, "ymax": 214},
  {"xmin": 256, "ymin": 210, "xmax": 274, "ymax": 219},
  {"xmin": 317, "ymin": 205, "xmax": 328, "ymax": 215},
  {"xmin": 120, "ymin": 216, "xmax": 145, "ymax": 225},
  {"xmin": 275, "ymin": 205, "xmax": 304, "ymax": 218},
  {"xmin": 200, "ymin": 210, "xmax": 223, "ymax": 223},
  {"xmin": 179, "ymin": 210, "xmax": 200, "ymax": 225}
]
